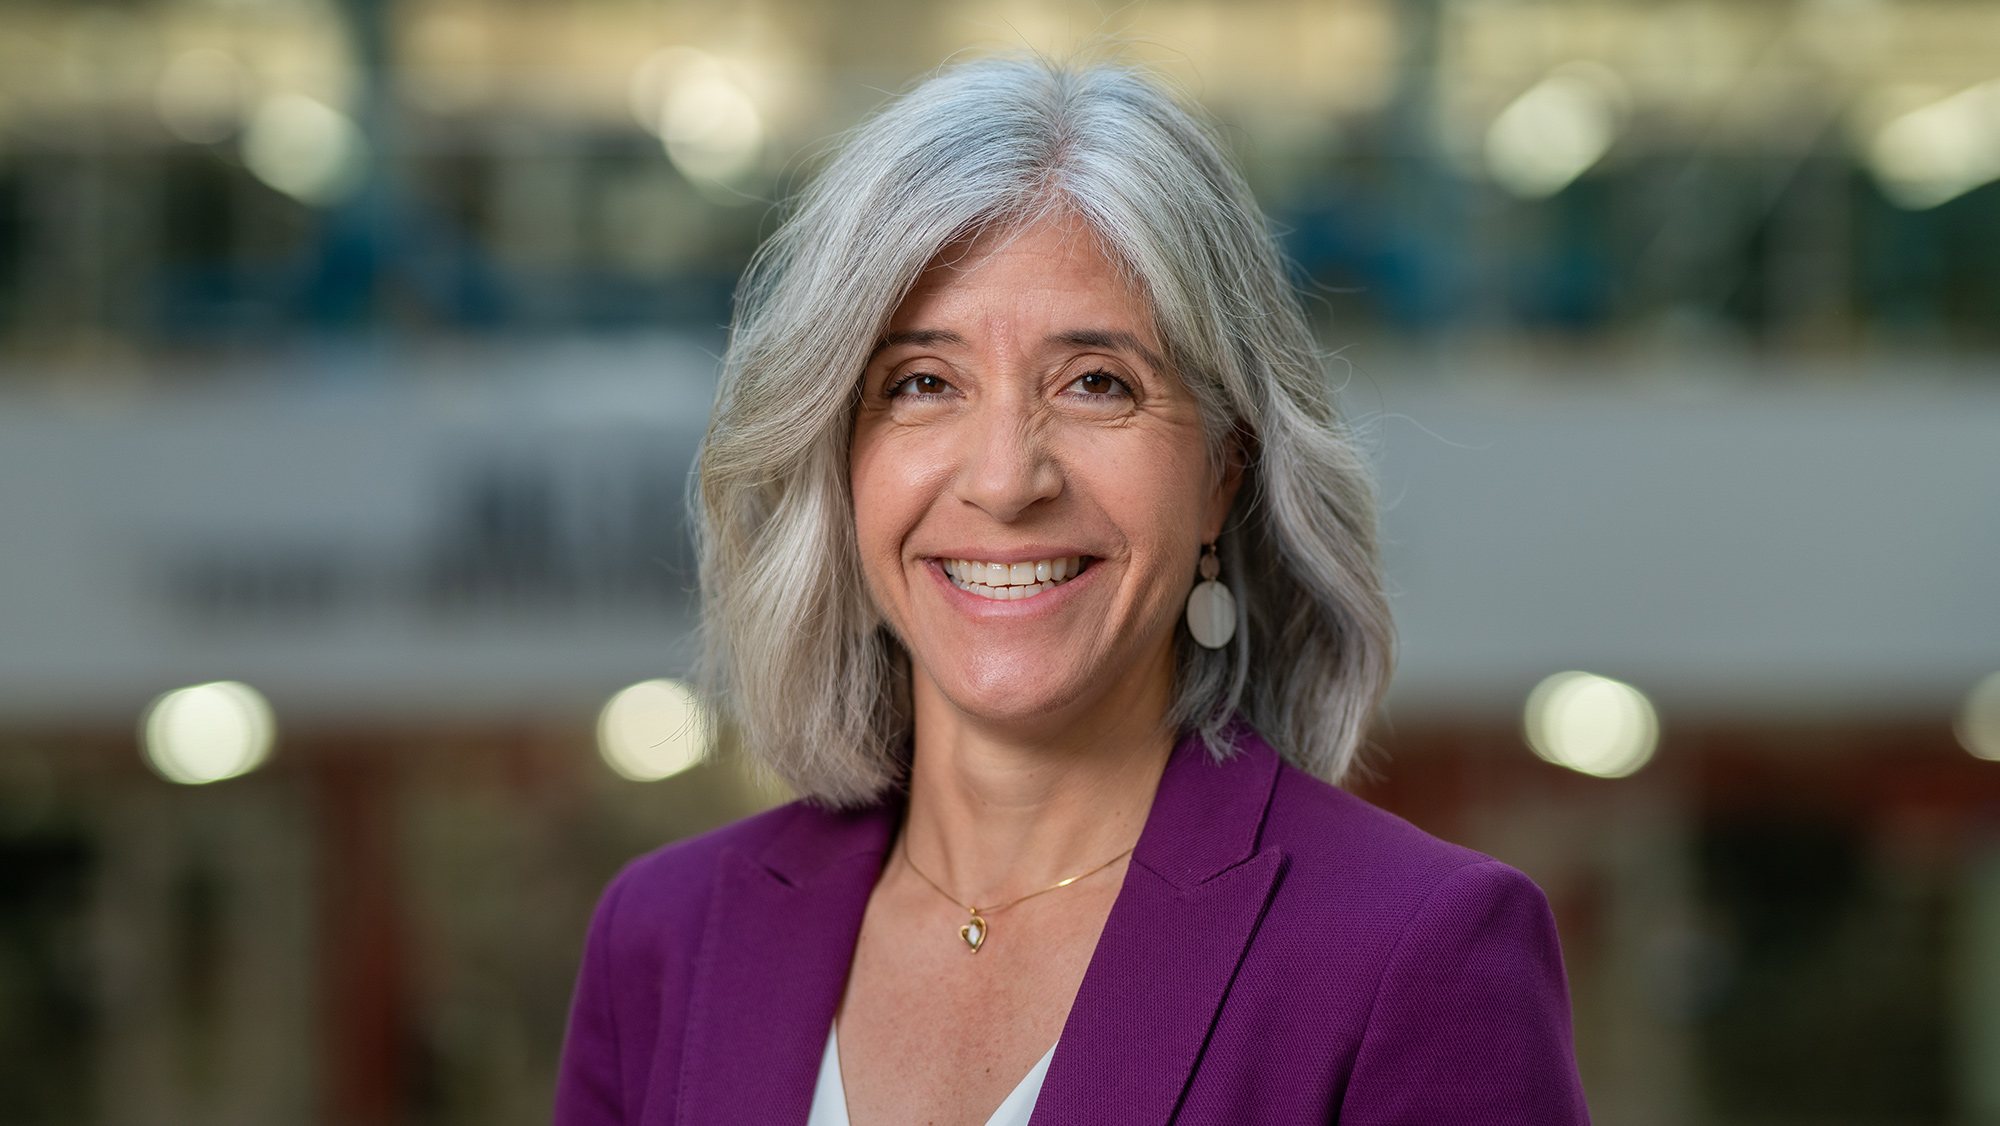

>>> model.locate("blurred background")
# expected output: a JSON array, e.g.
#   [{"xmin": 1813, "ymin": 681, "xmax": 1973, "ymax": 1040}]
[{"xmin": 0, "ymin": 0, "xmax": 1996, "ymax": 1123}]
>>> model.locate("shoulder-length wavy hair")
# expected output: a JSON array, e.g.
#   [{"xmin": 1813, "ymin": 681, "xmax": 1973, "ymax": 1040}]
[{"xmin": 695, "ymin": 53, "xmax": 1392, "ymax": 806}]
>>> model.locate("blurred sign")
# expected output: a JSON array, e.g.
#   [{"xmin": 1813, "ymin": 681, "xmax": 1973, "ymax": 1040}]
[{"xmin": 0, "ymin": 338, "xmax": 713, "ymax": 724}]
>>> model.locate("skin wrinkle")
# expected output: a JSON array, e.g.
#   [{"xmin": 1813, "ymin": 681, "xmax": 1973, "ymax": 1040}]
[{"xmin": 869, "ymin": 328, "xmax": 967, "ymax": 361}]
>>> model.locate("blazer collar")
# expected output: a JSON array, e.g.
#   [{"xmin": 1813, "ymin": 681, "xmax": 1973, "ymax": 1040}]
[
  {"xmin": 665, "ymin": 726, "xmax": 1284, "ymax": 1126},
  {"xmin": 665, "ymin": 800, "xmax": 896, "ymax": 1126},
  {"xmin": 757, "ymin": 793, "xmax": 901, "ymax": 887},
  {"xmin": 1031, "ymin": 728, "xmax": 1286, "ymax": 1126},
  {"xmin": 1128, "ymin": 723, "xmax": 1282, "ymax": 890}
]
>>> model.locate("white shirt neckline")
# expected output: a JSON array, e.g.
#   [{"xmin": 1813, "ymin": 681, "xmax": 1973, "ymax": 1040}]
[{"xmin": 805, "ymin": 1022, "xmax": 1056, "ymax": 1126}]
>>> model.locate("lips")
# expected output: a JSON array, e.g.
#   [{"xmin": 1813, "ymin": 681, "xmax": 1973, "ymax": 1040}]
[{"xmin": 941, "ymin": 555, "xmax": 1089, "ymax": 601}]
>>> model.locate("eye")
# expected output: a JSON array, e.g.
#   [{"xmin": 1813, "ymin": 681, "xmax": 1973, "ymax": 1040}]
[
  {"xmin": 1066, "ymin": 369, "xmax": 1131, "ymax": 397},
  {"xmin": 889, "ymin": 372, "xmax": 954, "ymax": 398}
]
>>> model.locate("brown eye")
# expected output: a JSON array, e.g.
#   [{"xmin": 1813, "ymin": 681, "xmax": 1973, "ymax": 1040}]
[
  {"xmin": 1069, "ymin": 370, "xmax": 1129, "ymax": 397},
  {"xmin": 892, "ymin": 373, "xmax": 952, "ymax": 397}
]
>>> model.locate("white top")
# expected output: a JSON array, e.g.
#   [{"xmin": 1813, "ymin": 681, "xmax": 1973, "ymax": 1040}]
[{"xmin": 806, "ymin": 1023, "xmax": 1056, "ymax": 1126}]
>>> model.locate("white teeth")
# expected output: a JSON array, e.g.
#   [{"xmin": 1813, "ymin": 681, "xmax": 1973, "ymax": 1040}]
[{"xmin": 944, "ymin": 555, "xmax": 1088, "ymax": 600}]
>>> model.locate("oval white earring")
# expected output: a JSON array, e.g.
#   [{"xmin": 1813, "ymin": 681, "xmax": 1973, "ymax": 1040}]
[{"xmin": 1185, "ymin": 544, "xmax": 1236, "ymax": 649}]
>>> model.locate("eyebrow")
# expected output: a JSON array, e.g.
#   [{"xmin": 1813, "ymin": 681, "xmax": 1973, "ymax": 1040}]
[
  {"xmin": 867, "ymin": 327, "xmax": 1166, "ymax": 372},
  {"xmin": 1054, "ymin": 329, "xmax": 1167, "ymax": 373},
  {"xmin": 869, "ymin": 329, "xmax": 965, "ymax": 358}
]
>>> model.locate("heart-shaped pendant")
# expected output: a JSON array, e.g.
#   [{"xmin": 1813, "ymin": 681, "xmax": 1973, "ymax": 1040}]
[{"xmin": 959, "ymin": 915, "xmax": 987, "ymax": 952}]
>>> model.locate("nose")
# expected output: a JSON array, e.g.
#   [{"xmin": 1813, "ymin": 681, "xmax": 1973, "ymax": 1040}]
[{"xmin": 954, "ymin": 396, "xmax": 1062, "ymax": 522}]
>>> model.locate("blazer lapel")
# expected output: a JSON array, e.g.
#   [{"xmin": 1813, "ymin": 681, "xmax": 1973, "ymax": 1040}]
[
  {"xmin": 1031, "ymin": 730, "xmax": 1286, "ymax": 1126},
  {"xmin": 664, "ymin": 801, "xmax": 896, "ymax": 1126}
]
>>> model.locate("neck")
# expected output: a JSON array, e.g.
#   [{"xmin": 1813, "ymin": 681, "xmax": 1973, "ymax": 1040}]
[{"xmin": 899, "ymin": 649, "xmax": 1176, "ymax": 905}]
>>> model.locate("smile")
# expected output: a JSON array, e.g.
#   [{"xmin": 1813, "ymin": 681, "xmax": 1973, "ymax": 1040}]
[{"xmin": 942, "ymin": 556, "xmax": 1090, "ymax": 601}]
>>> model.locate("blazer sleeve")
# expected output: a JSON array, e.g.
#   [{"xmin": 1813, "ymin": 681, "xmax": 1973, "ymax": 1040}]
[
  {"xmin": 554, "ymin": 870, "xmax": 633, "ymax": 1126},
  {"xmin": 1338, "ymin": 860, "xmax": 1591, "ymax": 1125}
]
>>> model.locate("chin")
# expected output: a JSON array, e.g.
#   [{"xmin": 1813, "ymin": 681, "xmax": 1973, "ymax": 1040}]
[{"xmin": 926, "ymin": 660, "xmax": 1097, "ymax": 731}]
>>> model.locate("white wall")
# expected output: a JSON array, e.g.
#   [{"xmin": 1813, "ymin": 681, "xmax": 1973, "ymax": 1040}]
[{"xmin": 1371, "ymin": 383, "xmax": 2000, "ymax": 719}]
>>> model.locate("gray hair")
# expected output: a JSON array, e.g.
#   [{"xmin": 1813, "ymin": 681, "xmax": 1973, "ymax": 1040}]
[{"xmin": 695, "ymin": 53, "xmax": 1392, "ymax": 806}]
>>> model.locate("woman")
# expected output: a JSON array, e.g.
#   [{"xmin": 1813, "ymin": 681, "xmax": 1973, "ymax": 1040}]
[{"xmin": 557, "ymin": 55, "xmax": 1588, "ymax": 1126}]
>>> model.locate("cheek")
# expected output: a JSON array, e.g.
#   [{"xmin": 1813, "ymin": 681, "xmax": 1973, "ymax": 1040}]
[
  {"xmin": 849, "ymin": 425, "xmax": 951, "ymax": 569},
  {"xmin": 848, "ymin": 438, "xmax": 903, "ymax": 568},
  {"xmin": 1081, "ymin": 433, "xmax": 1213, "ymax": 558}
]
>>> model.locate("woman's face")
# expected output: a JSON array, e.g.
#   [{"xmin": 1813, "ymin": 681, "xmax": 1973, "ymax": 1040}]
[{"xmin": 851, "ymin": 214, "xmax": 1240, "ymax": 736}]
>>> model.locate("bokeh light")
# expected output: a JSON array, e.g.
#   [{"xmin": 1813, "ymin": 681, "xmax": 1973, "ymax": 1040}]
[
  {"xmin": 241, "ymin": 94, "xmax": 369, "ymax": 205},
  {"xmin": 1484, "ymin": 62, "xmax": 1626, "ymax": 200},
  {"xmin": 1958, "ymin": 672, "xmax": 2000, "ymax": 761},
  {"xmin": 1524, "ymin": 671, "xmax": 1659, "ymax": 778},
  {"xmin": 597, "ymin": 679, "xmax": 711, "ymax": 782},
  {"xmin": 629, "ymin": 48, "xmax": 764, "ymax": 189},
  {"xmin": 1867, "ymin": 79, "xmax": 2000, "ymax": 210},
  {"xmin": 140, "ymin": 681, "xmax": 277, "ymax": 785}
]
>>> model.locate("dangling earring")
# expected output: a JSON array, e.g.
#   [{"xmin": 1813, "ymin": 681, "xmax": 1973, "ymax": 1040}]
[{"xmin": 1185, "ymin": 543, "xmax": 1236, "ymax": 649}]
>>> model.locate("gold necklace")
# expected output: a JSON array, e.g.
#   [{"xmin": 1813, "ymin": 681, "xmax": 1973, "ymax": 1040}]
[{"xmin": 900, "ymin": 839, "xmax": 1135, "ymax": 953}]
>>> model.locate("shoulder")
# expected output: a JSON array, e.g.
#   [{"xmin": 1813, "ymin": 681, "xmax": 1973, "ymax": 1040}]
[
  {"xmin": 557, "ymin": 802, "xmax": 812, "ymax": 1125},
  {"xmin": 593, "ymin": 800, "xmax": 824, "ymax": 951},
  {"xmin": 1250, "ymin": 761, "xmax": 1563, "ymax": 999},
  {"xmin": 560, "ymin": 799, "xmax": 892, "ymax": 1125},
  {"xmin": 590, "ymin": 795, "xmax": 896, "ymax": 961},
  {"xmin": 1218, "ymin": 765, "xmax": 1586, "ymax": 1120},
  {"xmin": 610, "ymin": 801, "xmax": 807, "ymax": 898},
  {"xmin": 1261, "ymin": 770, "xmax": 1586, "ymax": 1120},
  {"xmin": 1263, "ymin": 760, "xmax": 1504, "ymax": 903}
]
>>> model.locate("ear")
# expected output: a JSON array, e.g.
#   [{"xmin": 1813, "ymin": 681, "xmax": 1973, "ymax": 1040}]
[{"xmin": 1200, "ymin": 431, "xmax": 1248, "ymax": 544}]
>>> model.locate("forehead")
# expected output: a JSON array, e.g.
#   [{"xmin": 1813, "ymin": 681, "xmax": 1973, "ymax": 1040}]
[{"xmin": 887, "ymin": 212, "xmax": 1155, "ymax": 336}]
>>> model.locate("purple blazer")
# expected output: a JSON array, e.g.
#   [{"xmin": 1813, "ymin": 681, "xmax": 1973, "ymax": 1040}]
[{"xmin": 555, "ymin": 728, "xmax": 1590, "ymax": 1124}]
